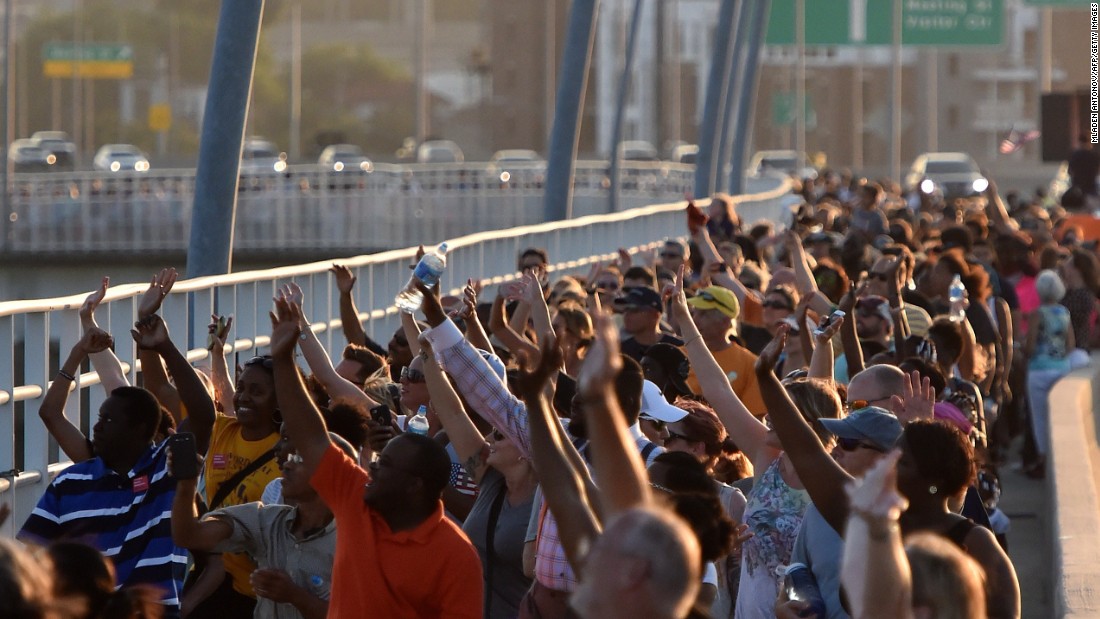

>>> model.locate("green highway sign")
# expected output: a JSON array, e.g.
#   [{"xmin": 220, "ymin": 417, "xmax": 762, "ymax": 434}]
[
  {"xmin": 1023, "ymin": 0, "xmax": 1091, "ymax": 5},
  {"xmin": 43, "ymin": 42, "xmax": 133, "ymax": 79},
  {"xmin": 767, "ymin": 0, "xmax": 1003, "ymax": 47}
]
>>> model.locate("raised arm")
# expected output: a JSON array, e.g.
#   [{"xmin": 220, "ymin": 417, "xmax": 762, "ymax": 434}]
[
  {"xmin": 489, "ymin": 289, "xmax": 539, "ymax": 361},
  {"xmin": 269, "ymin": 298, "xmax": 332, "ymax": 473},
  {"xmin": 839, "ymin": 279, "xmax": 868, "ymax": 379},
  {"xmin": 455, "ymin": 279, "xmax": 493, "ymax": 353},
  {"xmin": 754, "ymin": 325, "xmax": 853, "ymax": 533},
  {"xmin": 78, "ymin": 277, "xmax": 129, "ymax": 392},
  {"xmin": 665, "ymin": 267, "xmax": 773, "ymax": 469},
  {"xmin": 421, "ymin": 347, "xmax": 492, "ymax": 483},
  {"xmin": 688, "ymin": 202, "xmax": 758, "ymax": 308},
  {"xmin": 578, "ymin": 302, "xmax": 651, "ymax": 516},
  {"xmin": 134, "ymin": 269, "xmax": 181, "ymax": 419},
  {"xmin": 206, "ymin": 314, "xmax": 236, "ymax": 414},
  {"xmin": 784, "ymin": 231, "xmax": 834, "ymax": 316},
  {"xmin": 807, "ymin": 313, "xmax": 841, "ymax": 380},
  {"xmin": 281, "ymin": 283, "xmax": 376, "ymax": 407},
  {"xmin": 513, "ymin": 340, "xmax": 601, "ymax": 572},
  {"xmin": 132, "ymin": 315, "xmax": 216, "ymax": 454},
  {"xmin": 170, "ymin": 475, "xmax": 232, "ymax": 552},
  {"xmin": 521, "ymin": 269, "xmax": 555, "ymax": 346},
  {"xmin": 331, "ymin": 263, "xmax": 368, "ymax": 347},
  {"xmin": 840, "ymin": 450, "xmax": 913, "ymax": 619},
  {"xmin": 39, "ymin": 329, "xmax": 113, "ymax": 462}
]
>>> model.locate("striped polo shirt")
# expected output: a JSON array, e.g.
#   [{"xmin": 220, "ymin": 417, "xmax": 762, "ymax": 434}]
[{"xmin": 18, "ymin": 440, "xmax": 187, "ymax": 609}]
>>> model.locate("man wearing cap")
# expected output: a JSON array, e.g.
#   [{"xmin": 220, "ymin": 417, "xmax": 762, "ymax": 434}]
[
  {"xmin": 866, "ymin": 255, "xmax": 934, "ymax": 335},
  {"xmin": 637, "ymin": 380, "xmax": 688, "ymax": 445},
  {"xmin": 617, "ymin": 286, "xmax": 684, "ymax": 363},
  {"xmin": 787, "ymin": 407, "xmax": 904, "ymax": 619},
  {"xmin": 683, "ymin": 286, "xmax": 766, "ymax": 414}
]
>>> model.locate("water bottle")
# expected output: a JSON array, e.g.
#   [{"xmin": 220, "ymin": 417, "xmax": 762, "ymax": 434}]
[
  {"xmin": 783, "ymin": 563, "xmax": 827, "ymax": 618},
  {"xmin": 407, "ymin": 405, "xmax": 430, "ymax": 436},
  {"xmin": 948, "ymin": 274, "xmax": 967, "ymax": 322},
  {"xmin": 394, "ymin": 242, "xmax": 449, "ymax": 313}
]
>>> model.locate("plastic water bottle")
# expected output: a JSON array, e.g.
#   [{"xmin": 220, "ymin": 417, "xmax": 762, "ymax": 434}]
[
  {"xmin": 395, "ymin": 242, "xmax": 448, "ymax": 312},
  {"xmin": 948, "ymin": 274, "xmax": 967, "ymax": 322},
  {"xmin": 783, "ymin": 563, "xmax": 827, "ymax": 618},
  {"xmin": 407, "ymin": 405, "xmax": 430, "ymax": 436}
]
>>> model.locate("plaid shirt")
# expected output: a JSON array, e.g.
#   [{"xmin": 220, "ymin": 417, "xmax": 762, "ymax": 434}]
[{"xmin": 424, "ymin": 320, "xmax": 664, "ymax": 592}]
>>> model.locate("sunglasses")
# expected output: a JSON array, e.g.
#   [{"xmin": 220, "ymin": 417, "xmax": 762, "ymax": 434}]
[
  {"xmin": 244, "ymin": 356, "xmax": 275, "ymax": 370},
  {"xmin": 400, "ymin": 366, "xmax": 426, "ymax": 383},
  {"xmin": 660, "ymin": 252, "xmax": 684, "ymax": 259},
  {"xmin": 639, "ymin": 415, "xmax": 666, "ymax": 431},
  {"xmin": 762, "ymin": 300, "xmax": 793, "ymax": 311},
  {"xmin": 665, "ymin": 430, "xmax": 695, "ymax": 444},
  {"xmin": 696, "ymin": 290, "xmax": 738, "ymax": 314},
  {"xmin": 837, "ymin": 437, "xmax": 885, "ymax": 453},
  {"xmin": 596, "ymin": 282, "xmax": 620, "ymax": 291}
]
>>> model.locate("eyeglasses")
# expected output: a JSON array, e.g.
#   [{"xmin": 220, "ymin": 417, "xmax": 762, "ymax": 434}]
[
  {"xmin": 244, "ymin": 356, "xmax": 275, "ymax": 370},
  {"xmin": 639, "ymin": 415, "xmax": 666, "ymax": 431},
  {"xmin": 847, "ymin": 397, "xmax": 890, "ymax": 411},
  {"xmin": 650, "ymin": 482, "xmax": 674, "ymax": 493},
  {"xmin": 696, "ymin": 290, "xmax": 737, "ymax": 315},
  {"xmin": 762, "ymin": 300, "xmax": 793, "ymax": 311},
  {"xmin": 837, "ymin": 437, "xmax": 885, "ymax": 453},
  {"xmin": 400, "ymin": 366, "xmax": 426, "ymax": 383},
  {"xmin": 369, "ymin": 454, "xmax": 422, "ymax": 478},
  {"xmin": 596, "ymin": 282, "xmax": 620, "ymax": 291}
]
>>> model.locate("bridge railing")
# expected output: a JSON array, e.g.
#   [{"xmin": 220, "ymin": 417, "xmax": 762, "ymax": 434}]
[
  {"xmin": 4, "ymin": 161, "xmax": 702, "ymax": 255},
  {"xmin": 0, "ymin": 177, "xmax": 791, "ymax": 537}
]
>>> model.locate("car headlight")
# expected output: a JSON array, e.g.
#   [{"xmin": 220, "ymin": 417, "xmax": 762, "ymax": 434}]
[
  {"xmin": 919, "ymin": 178, "xmax": 935, "ymax": 194},
  {"xmin": 360, "ymin": 161, "xmax": 373, "ymax": 173},
  {"xmin": 274, "ymin": 160, "xmax": 287, "ymax": 173},
  {"xmin": 972, "ymin": 177, "xmax": 989, "ymax": 193},
  {"xmin": 500, "ymin": 171, "xmax": 511, "ymax": 183},
  {"xmin": 334, "ymin": 161, "xmax": 345, "ymax": 172},
  {"xmin": 110, "ymin": 161, "xmax": 121, "ymax": 172},
  {"xmin": 135, "ymin": 161, "xmax": 150, "ymax": 172},
  {"xmin": 46, "ymin": 154, "xmax": 56, "ymax": 165}
]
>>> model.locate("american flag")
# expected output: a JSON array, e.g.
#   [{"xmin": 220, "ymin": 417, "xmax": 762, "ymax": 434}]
[{"xmin": 449, "ymin": 462, "xmax": 479, "ymax": 496}]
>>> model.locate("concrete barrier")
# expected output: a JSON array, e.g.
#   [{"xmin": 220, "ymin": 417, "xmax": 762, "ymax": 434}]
[{"xmin": 1049, "ymin": 352, "xmax": 1100, "ymax": 616}]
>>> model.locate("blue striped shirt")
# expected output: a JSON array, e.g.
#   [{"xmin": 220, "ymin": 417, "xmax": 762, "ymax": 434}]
[{"xmin": 18, "ymin": 440, "xmax": 186, "ymax": 609}]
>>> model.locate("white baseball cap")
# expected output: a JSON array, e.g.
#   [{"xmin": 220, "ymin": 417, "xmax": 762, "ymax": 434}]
[{"xmin": 640, "ymin": 380, "xmax": 689, "ymax": 423}]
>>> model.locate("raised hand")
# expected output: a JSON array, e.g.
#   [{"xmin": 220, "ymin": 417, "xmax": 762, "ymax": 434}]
[
  {"xmin": 839, "ymin": 276, "xmax": 870, "ymax": 313},
  {"xmin": 130, "ymin": 314, "xmax": 170, "ymax": 351},
  {"xmin": 756, "ymin": 323, "xmax": 790, "ymax": 375},
  {"xmin": 449, "ymin": 278, "xmax": 481, "ymax": 320},
  {"xmin": 279, "ymin": 282, "xmax": 305, "ymax": 307},
  {"xmin": 661, "ymin": 264, "xmax": 691, "ymax": 323},
  {"xmin": 330, "ymin": 263, "xmax": 357, "ymax": 294},
  {"xmin": 79, "ymin": 276, "xmax": 109, "ymax": 326},
  {"xmin": 813, "ymin": 314, "xmax": 845, "ymax": 347},
  {"xmin": 892, "ymin": 369, "xmax": 935, "ymax": 424},
  {"xmin": 268, "ymin": 297, "xmax": 302, "ymax": 359},
  {"xmin": 207, "ymin": 314, "xmax": 234, "ymax": 352},
  {"xmin": 519, "ymin": 271, "xmax": 544, "ymax": 306},
  {"xmin": 846, "ymin": 449, "xmax": 908, "ymax": 521},
  {"xmin": 137, "ymin": 268, "xmax": 178, "ymax": 319},
  {"xmin": 78, "ymin": 326, "xmax": 114, "ymax": 355},
  {"xmin": 415, "ymin": 280, "xmax": 448, "ymax": 327},
  {"xmin": 499, "ymin": 280, "xmax": 525, "ymax": 302},
  {"xmin": 686, "ymin": 199, "xmax": 708, "ymax": 235},
  {"xmin": 514, "ymin": 338, "xmax": 565, "ymax": 400},
  {"xmin": 576, "ymin": 303, "xmax": 622, "ymax": 398},
  {"xmin": 616, "ymin": 247, "xmax": 633, "ymax": 270}
]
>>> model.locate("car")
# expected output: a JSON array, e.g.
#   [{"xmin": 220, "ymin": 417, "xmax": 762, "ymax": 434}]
[
  {"xmin": 30, "ymin": 131, "xmax": 77, "ymax": 170},
  {"xmin": 487, "ymin": 149, "xmax": 544, "ymax": 184},
  {"xmin": 318, "ymin": 144, "xmax": 373, "ymax": 173},
  {"xmin": 905, "ymin": 152, "xmax": 988, "ymax": 200},
  {"xmin": 670, "ymin": 143, "xmax": 698, "ymax": 165},
  {"xmin": 9, "ymin": 139, "xmax": 57, "ymax": 173},
  {"xmin": 747, "ymin": 150, "xmax": 815, "ymax": 178},
  {"xmin": 618, "ymin": 140, "xmax": 660, "ymax": 162},
  {"xmin": 240, "ymin": 138, "xmax": 288, "ymax": 174},
  {"xmin": 92, "ymin": 144, "xmax": 150, "ymax": 172},
  {"xmin": 416, "ymin": 140, "xmax": 464, "ymax": 164}
]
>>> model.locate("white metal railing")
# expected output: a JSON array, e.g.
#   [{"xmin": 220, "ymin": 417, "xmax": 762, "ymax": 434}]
[
  {"xmin": 0, "ymin": 177, "xmax": 791, "ymax": 537},
  {"xmin": 3, "ymin": 161, "xmax": 701, "ymax": 255}
]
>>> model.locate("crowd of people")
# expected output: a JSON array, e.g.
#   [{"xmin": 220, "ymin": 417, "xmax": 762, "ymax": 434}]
[{"xmin": 5, "ymin": 165, "xmax": 1099, "ymax": 619}]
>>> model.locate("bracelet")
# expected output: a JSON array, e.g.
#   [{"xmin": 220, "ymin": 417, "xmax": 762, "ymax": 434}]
[
  {"xmin": 57, "ymin": 370, "xmax": 76, "ymax": 382},
  {"xmin": 851, "ymin": 506, "xmax": 901, "ymax": 540},
  {"xmin": 683, "ymin": 334, "xmax": 703, "ymax": 346}
]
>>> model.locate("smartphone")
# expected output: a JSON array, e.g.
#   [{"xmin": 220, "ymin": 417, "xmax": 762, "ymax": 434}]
[
  {"xmin": 167, "ymin": 432, "xmax": 199, "ymax": 479},
  {"xmin": 370, "ymin": 404, "xmax": 392, "ymax": 427},
  {"xmin": 814, "ymin": 309, "xmax": 846, "ymax": 336}
]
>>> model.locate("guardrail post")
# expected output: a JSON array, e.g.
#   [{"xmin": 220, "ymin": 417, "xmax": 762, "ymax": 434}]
[
  {"xmin": 729, "ymin": 0, "xmax": 770, "ymax": 195},
  {"xmin": 693, "ymin": 0, "xmax": 738, "ymax": 198},
  {"xmin": 186, "ymin": 0, "xmax": 265, "ymax": 278}
]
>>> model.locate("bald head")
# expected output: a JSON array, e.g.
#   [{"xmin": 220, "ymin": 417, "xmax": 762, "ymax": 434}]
[
  {"xmin": 848, "ymin": 365, "xmax": 906, "ymax": 411},
  {"xmin": 572, "ymin": 507, "xmax": 701, "ymax": 619}
]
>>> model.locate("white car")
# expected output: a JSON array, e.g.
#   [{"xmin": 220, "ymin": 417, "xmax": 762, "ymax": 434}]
[
  {"xmin": 318, "ymin": 144, "xmax": 373, "ymax": 173},
  {"xmin": 905, "ymin": 152, "xmax": 988, "ymax": 200},
  {"xmin": 617, "ymin": 140, "xmax": 660, "ymax": 162},
  {"xmin": 488, "ymin": 149, "xmax": 544, "ymax": 183},
  {"xmin": 93, "ymin": 144, "xmax": 150, "ymax": 172},
  {"xmin": 416, "ymin": 140, "xmax": 464, "ymax": 164},
  {"xmin": 241, "ymin": 138, "xmax": 288, "ymax": 174},
  {"xmin": 747, "ymin": 150, "xmax": 814, "ymax": 178}
]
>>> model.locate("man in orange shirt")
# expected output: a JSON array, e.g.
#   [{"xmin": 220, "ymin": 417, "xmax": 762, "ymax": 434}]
[
  {"xmin": 683, "ymin": 286, "xmax": 767, "ymax": 415},
  {"xmin": 268, "ymin": 296, "xmax": 483, "ymax": 619}
]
